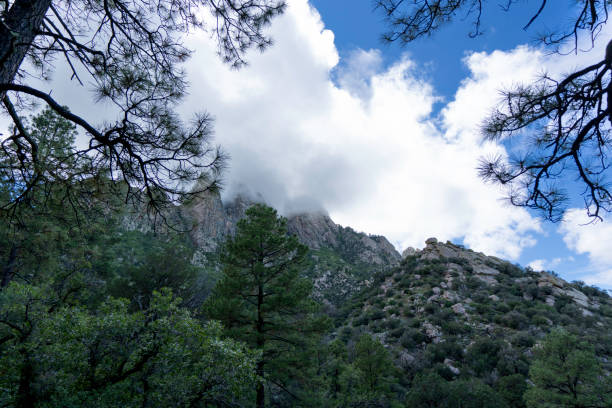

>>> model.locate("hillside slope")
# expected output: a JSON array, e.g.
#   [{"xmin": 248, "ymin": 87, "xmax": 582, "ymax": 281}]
[{"xmin": 335, "ymin": 238, "xmax": 612, "ymax": 388}]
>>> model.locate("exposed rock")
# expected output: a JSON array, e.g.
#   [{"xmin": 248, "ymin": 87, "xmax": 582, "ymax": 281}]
[
  {"xmin": 287, "ymin": 212, "xmax": 339, "ymax": 250},
  {"xmin": 398, "ymin": 352, "xmax": 415, "ymax": 369},
  {"xmin": 473, "ymin": 264, "xmax": 500, "ymax": 276},
  {"xmin": 182, "ymin": 189, "xmax": 229, "ymax": 252},
  {"xmin": 423, "ymin": 322, "xmax": 442, "ymax": 343},
  {"xmin": 538, "ymin": 273, "xmax": 565, "ymax": 289},
  {"xmin": 432, "ymin": 287, "xmax": 441, "ymax": 295},
  {"xmin": 444, "ymin": 358, "xmax": 461, "ymax": 375},
  {"xmin": 562, "ymin": 287, "xmax": 590, "ymax": 308},
  {"xmin": 489, "ymin": 294, "xmax": 500, "ymax": 302},
  {"xmin": 452, "ymin": 303, "xmax": 467, "ymax": 315},
  {"xmin": 402, "ymin": 247, "xmax": 417, "ymax": 257},
  {"xmin": 475, "ymin": 275, "xmax": 498, "ymax": 286},
  {"xmin": 443, "ymin": 291, "xmax": 460, "ymax": 302}
]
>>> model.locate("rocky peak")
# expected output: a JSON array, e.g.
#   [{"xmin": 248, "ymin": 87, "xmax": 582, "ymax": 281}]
[
  {"xmin": 181, "ymin": 188, "xmax": 227, "ymax": 251},
  {"xmin": 402, "ymin": 237, "xmax": 603, "ymax": 315},
  {"xmin": 287, "ymin": 212, "xmax": 339, "ymax": 249}
]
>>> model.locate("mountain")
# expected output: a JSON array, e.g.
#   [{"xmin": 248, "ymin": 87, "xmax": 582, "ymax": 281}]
[
  {"xmin": 335, "ymin": 237, "xmax": 612, "ymax": 383},
  {"xmin": 122, "ymin": 191, "xmax": 612, "ymax": 405},
  {"xmin": 178, "ymin": 189, "xmax": 400, "ymax": 308}
]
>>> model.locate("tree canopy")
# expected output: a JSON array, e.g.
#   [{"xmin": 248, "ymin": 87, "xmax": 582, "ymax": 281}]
[
  {"xmin": 0, "ymin": 0, "xmax": 285, "ymax": 219},
  {"xmin": 375, "ymin": 0, "xmax": 612, "ymax": 221},
  {"xmin": 524, "ymin": 328, "xmax": 612, "ymax": 408},
  {"xmin": 204, "ymin": 204, "xmax": 329, "ymax": 407}
]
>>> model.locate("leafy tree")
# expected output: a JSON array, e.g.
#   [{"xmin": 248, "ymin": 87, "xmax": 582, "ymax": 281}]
[
  {"xmin": 203, "ymin": 204, "xmax": 329, "ymax": 408},
  {"xmin": 497, "ymin": 374, "xmax": 527, "ymax": 408},
  {"xmin": 524, "ymin": 328, "xmax": 612, "ymax": 408},
  {"xmin": 445, "ymin": 379, "xmax": 506, "ymax": 408},
  {"xmin": 0, "ymin": 287, "xmax": 257, "ymax": 407},
  {"xmin": 0, "ymin": 0, "xmax": 285, "ymax": 216},
  {"xmin": 0, "ymin": 107, "xmax": 252, "ymax": 406},
  {"xmin": 102, "ymin": 231, "xmax": 202, "ymax": 310},
  {"xmin": 406, "ymin": 371, "xmax": 505, "ymax": 408},
  {"xmin": 406, "ymin": 371, "xmax": 450, "ymax": 407},
  {"xmin": 374, "ymin": 0, "xmax": 612, "ymax": 221},
  {"xmin": 352, "ymin": 333, "xmax": 395, "ymax": 403}
]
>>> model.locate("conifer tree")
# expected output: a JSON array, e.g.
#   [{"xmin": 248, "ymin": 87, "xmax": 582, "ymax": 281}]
[
  {"xmin": 525, "ymin": 329, "xmax": 612, "ymax": 408},
  {"xmin": 204, "ymin": 204, "xmax": 329, "ymax": 408}
]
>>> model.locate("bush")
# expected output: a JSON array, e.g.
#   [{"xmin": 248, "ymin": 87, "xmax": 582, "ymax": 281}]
[
  {"xmin": 389, "ymin": 326, "xmax": 405, "ymax": 339},
  {"xmin": 501, "ymin": 311, "xmax": 529, "ymax": 330},
  {"xmin": 338, "ymin": 326, "xmax": 353, "ymax": 343},
  {"xmin": 424, "ymin": 303, "xmax": 439, "ymax": 314},
  {"xmin": 466, "ymin": 338, "xmax": 503, "ymax": 376},
  {"xmin": 442, "ymin": 321, "xmax": 471, "ymax": 335},
  {"xmin": 425, "ymin": 341, "xmax": 463, "ymax": 364},
  {"xmin": 400, "ymin": 328, "xmax": 428, "ymax": 349},
  {"xmin": 368, "ymin": 307, "xmax": 386, "ymax": 321},
  {"xmin": 353, "ymin": 314, "xmax": 370, "ymax": 327},
  {"xmin": 511, "ymin": 332, "xmax": 535, "ymax": 348}
]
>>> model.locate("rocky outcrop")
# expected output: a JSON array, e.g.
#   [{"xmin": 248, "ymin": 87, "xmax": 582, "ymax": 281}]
[
  {"xmin": 338, "ymin": 237, "xmax": 612, "ymax": 378},
  {"xmin": 287, "ymin": 213, "xmax": 339, "ymax": 249},
  {"xmin": 405, "ymin": 238, "xmax": 602, "ymax": 313}
]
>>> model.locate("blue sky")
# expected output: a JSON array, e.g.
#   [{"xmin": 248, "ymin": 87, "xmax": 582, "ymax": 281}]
[
  {"xmin": 301, "ymin": 1, "xmax": 608, "ymax": 288},
  {"xmin": 310, "ymin": 0, "xmax": 574, "ymax": 99}
]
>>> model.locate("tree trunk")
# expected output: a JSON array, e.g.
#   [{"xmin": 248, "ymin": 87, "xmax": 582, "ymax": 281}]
[
  {"xmin": 1, "ymin": 244, "xmax": 18, "ymax": 288},
  {"xmin": 256, "ymin": 283, "xmax": 265, "ymax": 408},
  {"xmin": 16, "ymin": 353, "xmax": 34, "ymax": 408},
  {"xmin": 0, "ymin": 0, "xmax": 52, "ymax": 96}
]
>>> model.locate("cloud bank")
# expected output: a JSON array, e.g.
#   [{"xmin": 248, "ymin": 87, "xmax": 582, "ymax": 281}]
[
  {"xmin": 560, "ymin": 210, "xmax": 612, "ymax": 286},
  {"xmin": 180, "ymin": 0, "xmax": 550, "ymax": 259}
]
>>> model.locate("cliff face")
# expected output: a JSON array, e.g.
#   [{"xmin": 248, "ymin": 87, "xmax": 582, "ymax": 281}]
[{"xmin": 178, "ymin": 190, "xmax": 401, "ymax": 307}]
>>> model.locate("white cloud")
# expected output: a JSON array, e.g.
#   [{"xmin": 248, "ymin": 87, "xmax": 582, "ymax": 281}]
[
  {"xmin": 178, "ymin": 0, "xmax": 548, "ymax": 259},
  {"xmin": 527, "ymin": 257, "xmax": 573, "ymax": 272},
  {"xmin": 527, "ymin": 259, "xmax": 547, "ymax": 271},
  {"xmin": 560, "ymin": 209, "xmax": 612, "ymax": 286}
]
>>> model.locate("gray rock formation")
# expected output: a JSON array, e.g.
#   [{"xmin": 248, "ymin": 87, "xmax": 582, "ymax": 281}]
[{"xmin": 175, "ymin": 189, "xmax": 401, "ymax": 307}]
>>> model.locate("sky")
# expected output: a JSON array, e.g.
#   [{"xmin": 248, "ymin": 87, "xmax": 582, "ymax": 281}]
[
  {"xmin": 6, "ymin": 0, "xmax": 612, "ymax": 289},
  {"xmin": 176, "ymin": 0, "xmax": 612, "ymax": 289}
]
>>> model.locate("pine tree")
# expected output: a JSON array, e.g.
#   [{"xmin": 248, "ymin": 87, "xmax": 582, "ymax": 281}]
[
  {"xmin": 524, "ymin": 329, "xmax": 612, "ymax": 408},
  {"xmin": 204, "ymin": 204, "xmax": 329, "ymax": 408}
]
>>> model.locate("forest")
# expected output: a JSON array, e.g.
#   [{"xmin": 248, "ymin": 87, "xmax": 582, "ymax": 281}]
[{"xmin": 2, "ymin": 0, "xmax": 612, "ymax": 407}]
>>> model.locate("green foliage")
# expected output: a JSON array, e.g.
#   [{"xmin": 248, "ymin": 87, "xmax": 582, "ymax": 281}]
[
  {"xmin": 465, "ymin": 338, "xmax": 504, "ymax": 376},
  {"xmin": 353, "ymin": 334, "xmax": 393, "ymax": 395},
  {"xmin": 0, "ymin": 286, "xmax": 256, "ymax": 407},
  {"xmin": 525, "ymin": 329, "xmax": 612, "ymax": 408},
  {"xmin": 425, "ymin": 341, "xmax": 463, "ymax": 365},
  {"xmin": 203, "ymin": 204, "xmax": 330, "ymax": 406},
  {"xmin": 406, "ymin": 372, "xmax": 505, "ymax": 408},
  {"xmin": 497, "ymin": 374, "xmax": 527, "ymax": 408},
  {"xmin": 103, "ymin": 231, "xmax": 203, "ymax": 310}
]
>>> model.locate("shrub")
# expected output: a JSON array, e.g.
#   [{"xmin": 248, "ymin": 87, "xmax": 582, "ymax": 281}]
[
  {"xmin": 389, "ymin": 326, "xmax": 405, "ymax": 339},
  {"xmin": 400, "ymin": 328, "xmax": 427, "ymax": 349},
  {"xmin": 442, "ymin": 321, "xmax": 471, "ymax": 335},
  {"xmin": 501, "ymin": 311, "xmax": 529, "ymax": 330},
  {"xmin": 425, "ymin": 341, "xmax": 463, "ymax": 364},
  {"xmin": 368, "ymin": 307, "xmax": 386, "ymax": 321}
]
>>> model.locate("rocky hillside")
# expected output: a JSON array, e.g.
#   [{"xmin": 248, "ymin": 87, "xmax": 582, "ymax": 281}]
[
  {"xmin": 179, "ymin": 190, "xmax": 400, "ymax": 307},
  {"xmin": 335, "ymin": 237, "xmax": 612, "ymax": 385}
]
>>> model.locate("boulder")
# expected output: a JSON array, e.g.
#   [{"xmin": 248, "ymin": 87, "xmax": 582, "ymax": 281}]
[{"xmin": 452, "ymin": 303, "xmax": 467, "ymax": 315}]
